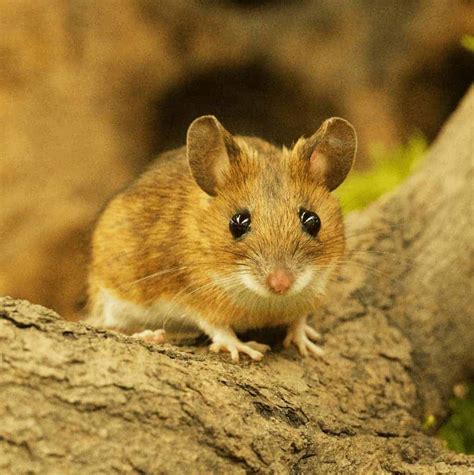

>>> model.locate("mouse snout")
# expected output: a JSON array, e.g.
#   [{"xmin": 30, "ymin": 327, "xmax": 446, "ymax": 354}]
[{"xmin": 266, "ymin": 268, "xmax": 294, "ymax": 295}]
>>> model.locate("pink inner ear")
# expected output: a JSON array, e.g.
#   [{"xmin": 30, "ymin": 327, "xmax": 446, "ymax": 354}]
[{"xmin": 309, "ymin": 149, "xmax": 328, "ymax": 180}]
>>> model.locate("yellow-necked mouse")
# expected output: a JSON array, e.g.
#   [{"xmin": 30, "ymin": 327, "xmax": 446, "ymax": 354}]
[{"xmin": 87, "ymin": 115, "xmax": 357, "ymax": 362}]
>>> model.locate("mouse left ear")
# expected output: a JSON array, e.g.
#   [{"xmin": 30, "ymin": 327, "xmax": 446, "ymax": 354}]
[
  {"xmin": 303, "ymin": 117, "xmax": 357, "ymax": 191},
  {"xmin": 187, "ymin": 115, "xmax": 240, "ymax": 196}
]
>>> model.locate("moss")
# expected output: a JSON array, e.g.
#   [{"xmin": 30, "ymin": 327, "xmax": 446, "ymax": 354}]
[
  {"xmin": 438, "ymin": 383, "xmax": 474, "ymax": 454},
  {"xmin": 461, "ymin": 35, "xmax": 474, "ymax": 53},
  {"xmin": 336, "ymin": 133, "xmax": 427, "ymax": 214}
]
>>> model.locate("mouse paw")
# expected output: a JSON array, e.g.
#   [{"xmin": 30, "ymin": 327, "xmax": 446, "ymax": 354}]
[
  {"xmin": 284, "ymin": 321, "xmax": 324, "ymax": 358},
  {"xmin": 132, "ymin": 329, "xmax": 167, "ymax": 344},
  {"xmin": 210, "ymin": 341, "xmax": 266, "ymax": 362},
  {"xmin": 245, "ymin": 341, "xmax": 272, "ymax": 354},
  {"xmin": 209, "ymin": 334, "xmax": 270, "ymax": 363}
]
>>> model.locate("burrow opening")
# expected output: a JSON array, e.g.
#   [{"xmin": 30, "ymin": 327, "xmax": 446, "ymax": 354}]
[{"xmin": 149, "ymin": 61, "xmax": 339, "ymax": 156}]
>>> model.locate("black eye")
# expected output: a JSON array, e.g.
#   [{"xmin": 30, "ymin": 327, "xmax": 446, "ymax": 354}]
[
  {"xmin": 299, "ymin": 208, "xmax": 321, "ymax": 237},
  {"xmin": 229, "ymin": 211, "xmax": 251, "ymax": 239}
]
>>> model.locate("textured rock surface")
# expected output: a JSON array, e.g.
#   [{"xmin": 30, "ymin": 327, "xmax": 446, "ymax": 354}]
[{"xmin": 1, "ymin": 89, "xmax": 472, "ymax": 473}]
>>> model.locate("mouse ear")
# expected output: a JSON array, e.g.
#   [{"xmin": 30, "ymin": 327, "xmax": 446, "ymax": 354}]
[
  {"xmin": 186, "ymin": 115, "xmax": 240, "ymax": 196},
  {"xmin": 304, "ymin": 117, "xmax": 357, "ymax": 191}
]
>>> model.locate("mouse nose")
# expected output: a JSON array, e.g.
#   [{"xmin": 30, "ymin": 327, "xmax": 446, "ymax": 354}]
[{"xmin": 266, "ymin": 269, "xmax": 294, "ymax": 294}]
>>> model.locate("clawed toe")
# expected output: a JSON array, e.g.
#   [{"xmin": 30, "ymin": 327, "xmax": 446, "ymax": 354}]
[
  {"xmin": 305, "ymin": 326, "xmax": 322, "ymax": 341},
  {"xmin": 306, "ymin": 339, "xmax": 324, "ymax": 356},
  {"xmin": 210, "ymin": 342, "xmax": 240, "ymax": 362},
  {"xmin": 246, "ymin": 341, "xmax": 271, "ymax": 353},
  {"xmin": 209, "ymin": 340, "xmax": 267, "ymax": 362},
  {"xmin": 204, "ymin": 326, "xmax": 270, "ymax": 363},
  {"xmin": 283, "ymin": 333, "xmax": 293, "ymax": 349},
  {"xmin": 285, "ymin": 323, "xmax": 324, "ymax": 358}
]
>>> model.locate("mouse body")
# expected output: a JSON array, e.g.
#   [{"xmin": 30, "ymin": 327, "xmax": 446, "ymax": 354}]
[{"xmin": 87, "ymin": 115, "xmax": 357, "ymax": 361}]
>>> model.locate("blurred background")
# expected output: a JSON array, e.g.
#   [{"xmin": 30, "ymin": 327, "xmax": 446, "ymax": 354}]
[{"xmin": 0, "ymin": 0, "xmax": 472, "ymax": 319}]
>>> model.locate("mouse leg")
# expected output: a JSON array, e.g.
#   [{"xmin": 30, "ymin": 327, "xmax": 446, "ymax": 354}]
[
  {"xmin": 90, "ymin": 288, "xmax": 169, "ymax": 344},
  {"xmin": 131, "ymin": 329, "xmax": 167, "ymax": 344},
  {"xmin": 200, "ymin": 322, "xmax": 270, "ymax": 362},
  {"xmin": 284, "ymin": 315, "xmax": 324, "ymax": 357}
]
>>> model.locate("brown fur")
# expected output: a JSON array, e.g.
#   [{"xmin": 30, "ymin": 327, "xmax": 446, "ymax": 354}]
[{"xmin": 88, "ymin": 116, "xmax": 355, "ymax": 333}]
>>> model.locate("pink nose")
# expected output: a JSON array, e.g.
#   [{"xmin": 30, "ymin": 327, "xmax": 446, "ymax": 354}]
[{"xmin": 266, "ymin": 269, "xmax": 294, "ymax": 294}]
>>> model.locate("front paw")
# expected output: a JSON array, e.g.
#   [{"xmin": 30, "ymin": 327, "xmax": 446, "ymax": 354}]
[
  {"xmin": 284, "ymin": 324, "xmax": 324, "ymax": 358},
  {"xmin": 132, "ymin": 329, "xmax": 167, "ymax": 344},
  {"xmin": 210, "ymin": 339, "xmax": 270, "ymax": 363}
]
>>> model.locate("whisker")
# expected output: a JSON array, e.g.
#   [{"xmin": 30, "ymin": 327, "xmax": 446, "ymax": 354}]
[{"xmin": 121, "ymin": 266, "xmax": 189, "ymax": 289}]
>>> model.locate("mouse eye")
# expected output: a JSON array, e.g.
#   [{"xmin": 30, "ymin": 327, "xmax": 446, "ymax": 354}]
[
  {"xmin": 229, "ymin": 211, "xmax": 251, "ymax": 239},
  {"xmin": 299, "ymin": 208, "xmax": 321, "ymax": 237}
]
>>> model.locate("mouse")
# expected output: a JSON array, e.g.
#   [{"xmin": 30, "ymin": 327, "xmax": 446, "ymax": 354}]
[{"xmin": 86, "ymin": 115, "xmax": 357, "ymax": 362}]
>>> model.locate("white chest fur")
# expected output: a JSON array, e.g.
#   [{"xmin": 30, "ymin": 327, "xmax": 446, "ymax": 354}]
[{"xmin": 99, "ymin": 287, "xmax": 196, "ymax": 332}]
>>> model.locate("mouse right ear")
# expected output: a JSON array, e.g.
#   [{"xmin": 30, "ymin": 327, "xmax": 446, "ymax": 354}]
[
  {"xmin": 303, "ymin": 117, "xmax": 357, "ymax": 191},
  {"xmin": 187, "ymin": 115, "xmax": 240, "ymax": 196}
]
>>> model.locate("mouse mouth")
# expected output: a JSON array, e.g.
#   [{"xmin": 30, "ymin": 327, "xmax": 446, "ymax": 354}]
[{"xmin": 239, "ymin": 268, "xmax": 314, "ymax": 298}]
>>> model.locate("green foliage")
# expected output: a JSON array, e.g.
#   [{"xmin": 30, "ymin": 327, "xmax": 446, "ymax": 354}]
[
  {"xmin": 438, "ymin": 384, "xmax": 474, "ymax": 454},
  {"xmin": 461, "ymin": 35, "xmax": 474, "ymax": 53},
  {"xmin": 423, "ymin": 414, "xmax": 437, "ymax": 431},
  {"xmin": 335, "ymin": 134, "xmax": 428, "ymax": 214}
]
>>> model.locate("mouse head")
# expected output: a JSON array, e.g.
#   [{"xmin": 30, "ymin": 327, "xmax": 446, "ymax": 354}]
[{"xmin": 186, "ymin": 115, "xmax": 356, "ymax": 304}]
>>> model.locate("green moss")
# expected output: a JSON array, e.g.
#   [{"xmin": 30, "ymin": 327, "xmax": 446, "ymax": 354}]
[
  {"xmin": 423, "ymin": 414, "xmax": 437, "ymax": 431},
  {"xmin": 461, "ymin": 35, "xmax": 474, "ymax": 53},
  {"xmin": 335, "ymin": 133, "xmax": 427, "ymax": 214},
  {"xmin": 438, "ymin": 384, "xmax": 474, "ymax": 454}
]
